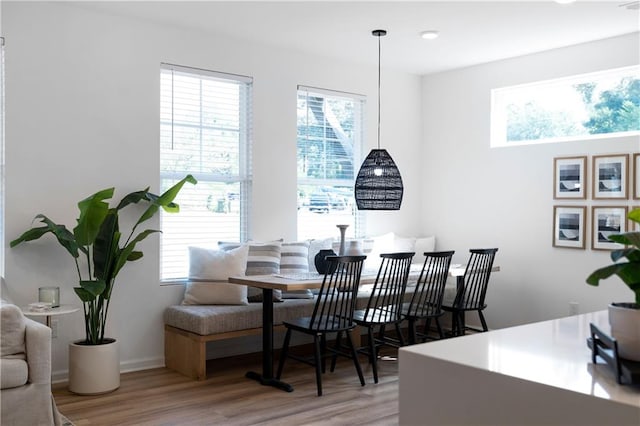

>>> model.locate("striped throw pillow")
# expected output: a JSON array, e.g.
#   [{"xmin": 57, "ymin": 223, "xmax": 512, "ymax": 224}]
[{"xmin": 218, "ymin": 241, "xmax": 282, "ymax": 302}]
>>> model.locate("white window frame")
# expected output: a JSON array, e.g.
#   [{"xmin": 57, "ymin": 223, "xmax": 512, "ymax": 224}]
[
  {"xmin": 160, "ymin": 63, "xmax": 252, "ymax": 282},
  {"xmin": 491, "ymin": 65, "xmax": 640, "ymax": 148},
  {"xmin": 296, "ymin": 85, "xmax": 365, "ymax": 240}
]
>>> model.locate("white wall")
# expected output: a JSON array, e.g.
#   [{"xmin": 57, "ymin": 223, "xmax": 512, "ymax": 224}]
[
  {"xmin": 421, "ymin": 33, "xmax": 640, "ymax": 329},
  {"xmin": 2, "ymin": 2, "xmax": 422, "ymax": 379}
]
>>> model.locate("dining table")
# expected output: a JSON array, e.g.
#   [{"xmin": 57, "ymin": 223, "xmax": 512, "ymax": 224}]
[{"xmin": 228, "ymin": 263, "xmax": 500, "ymax": 392}]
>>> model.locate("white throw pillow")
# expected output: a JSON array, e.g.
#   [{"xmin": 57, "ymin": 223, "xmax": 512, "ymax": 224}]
[
  {"xmin": 183, "ymin": 245, "xmax": 250, "ymax": 305},
  {"xmin": 394, "ymin": 235, "xmax": 417, "ymax": 252},
  {"xmin": 413, "ymin": 236, "xmax": 437, "ymax": 264},
  {"xmin": 364, "ymin": 232, "xmax": 395, "ymax": 270}
]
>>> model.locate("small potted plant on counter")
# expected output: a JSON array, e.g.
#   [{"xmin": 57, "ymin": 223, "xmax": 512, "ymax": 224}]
[{"xmin": 587, "ymin": 207, "xmax": 640, "ymax": 361}]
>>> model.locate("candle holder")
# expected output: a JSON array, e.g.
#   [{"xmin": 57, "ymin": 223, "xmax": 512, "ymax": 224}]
[{"xmin": 38, "ymin": 286, "xmax": 60, "ymax": 308}]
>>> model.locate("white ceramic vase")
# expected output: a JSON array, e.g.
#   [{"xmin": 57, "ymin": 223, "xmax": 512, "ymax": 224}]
[
  {"xmin": 68, "ymin": 338, "xmax": 120, "ymax": 395},
  {"xmin": 608, "ymin": 303, "xmax": 640, "ymax": 362}
]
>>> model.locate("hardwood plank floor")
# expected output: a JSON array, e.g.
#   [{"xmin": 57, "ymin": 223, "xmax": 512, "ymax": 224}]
[{"xmin": 53, "ymin": 346, "xmax": 401, "ymax": 426}]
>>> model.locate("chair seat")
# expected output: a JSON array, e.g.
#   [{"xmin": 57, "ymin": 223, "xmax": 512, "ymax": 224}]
[
  {"xmin": 353, "ymin": 306, "xmax": 401, "ymax": 325},
  {"xmin": 442, "ymin": 298, "xmax": 487, "ymax": 312},
  {"xmin": 283, "ymin": 315, "xmax": 356, "ymax": 334},
  {"xmin": 401, "ymin": 302, "xmax": 443, "ymax": 318}
]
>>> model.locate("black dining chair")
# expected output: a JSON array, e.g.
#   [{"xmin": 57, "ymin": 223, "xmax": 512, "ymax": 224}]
[
  {"xmin": 442, "ymin": 248, "xmax": 498, "ymax": 336},
  {"xmin": 332, "ymin": 252, "xmax": 414, "ymax": 384},
  {"xmin": 275, "ymin": 255, "xmax": 367, "ymax": 396},
  {"xmin": 402, "ymin": 250, "xmax": 455, "ymax": 344}
]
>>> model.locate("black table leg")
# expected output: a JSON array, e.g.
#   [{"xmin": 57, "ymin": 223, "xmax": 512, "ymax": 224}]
[
  {"xmin": 245, "ymin": 288, "xmax": 294, "ymax": 392},
  {"xmin": 456, "ymin": 275, "xmax": 465, "ymax": 336}
]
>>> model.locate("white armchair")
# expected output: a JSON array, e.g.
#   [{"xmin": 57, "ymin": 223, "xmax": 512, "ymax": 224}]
[{"xmin": 1, "ymin": 300, "xmax": 62, "ymax": 426}]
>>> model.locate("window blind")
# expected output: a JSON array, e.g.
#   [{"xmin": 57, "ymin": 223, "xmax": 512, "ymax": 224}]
[
  {"xmin": 297, "ymin": 86, "xmax": 365, "ymax": 240},
  {"xmin": 160, "ymin": 63, "xmax": 252, "ymax": 281}
]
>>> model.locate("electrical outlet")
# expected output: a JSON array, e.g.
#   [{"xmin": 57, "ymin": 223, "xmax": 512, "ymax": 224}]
[
  {"xmin": 51, "ymin": 319, "xmax": 59, "ymax": 338},
  {"xmin": 569, "ymin": 302, "xmax": 579, "ymax": 316}
]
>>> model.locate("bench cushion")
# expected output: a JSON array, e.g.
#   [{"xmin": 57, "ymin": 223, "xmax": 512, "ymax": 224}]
[
  {"xmin": 164, "ymin": 298, "xmax": 316, "ymax": 335},
  {"xmin": 164, "ymin": 284, "xmax": 421, "ymax": 336}
]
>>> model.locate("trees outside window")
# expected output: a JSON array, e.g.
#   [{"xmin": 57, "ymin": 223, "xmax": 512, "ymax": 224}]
[
  {"xmin": 492, "ymin": 65, "xmax": 640, "ymax": 147},
  {"xmin": 297, "ymin": 87, "xmax": 364, "ymax": 240}
]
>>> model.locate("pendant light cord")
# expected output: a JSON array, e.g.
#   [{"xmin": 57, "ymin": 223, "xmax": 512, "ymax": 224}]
[{"xmin": 377, "ymin": 32, "xmax": 381, "ymax": 150}]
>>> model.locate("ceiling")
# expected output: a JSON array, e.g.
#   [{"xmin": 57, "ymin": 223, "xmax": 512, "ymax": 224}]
[{"xmin": 72, "ymin": 1, "xmax": 640, "ymax": 75}]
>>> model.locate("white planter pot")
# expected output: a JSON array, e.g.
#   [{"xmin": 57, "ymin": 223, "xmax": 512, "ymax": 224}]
[
  {"xmin": 608, "ymin": 303, "xmax": 640, "ymax": 362},
  {"xmin": 68, "ymin": 338, "xmax": 120, "ymax": 395}
]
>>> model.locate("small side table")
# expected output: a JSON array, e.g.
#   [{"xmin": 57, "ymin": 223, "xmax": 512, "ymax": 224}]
[{"xmin": 21, "ymin": 304, "xmax": 80, "ymax": 327}]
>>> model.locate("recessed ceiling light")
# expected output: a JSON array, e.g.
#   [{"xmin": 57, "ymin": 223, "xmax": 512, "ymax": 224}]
[{"xmin": 420, "ymin": 30, "xmax": 439, "ymax": 40}]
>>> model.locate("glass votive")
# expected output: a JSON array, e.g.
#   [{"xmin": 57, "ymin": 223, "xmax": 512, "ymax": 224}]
[{"xmin": 38, "ymin": 286, "xmax": 60, "ymax": 308}]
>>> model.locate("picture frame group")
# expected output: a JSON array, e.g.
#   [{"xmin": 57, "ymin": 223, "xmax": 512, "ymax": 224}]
[
  {"xmin": 554, "ymin": 153, "xmax": 636, "ymax": 200},
  {"xmin": 552, "ymin": 152, "xmax": 638, "ymax": 251}
]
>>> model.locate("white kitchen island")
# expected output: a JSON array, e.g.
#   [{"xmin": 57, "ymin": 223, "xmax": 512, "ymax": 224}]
[{"xmin": 399, "ymin": 310, "xmax": 640, "ymax": 425}]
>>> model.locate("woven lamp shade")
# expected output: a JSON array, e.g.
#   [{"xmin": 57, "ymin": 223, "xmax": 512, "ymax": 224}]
[{"xmin": 354, "ymin": 149, "xmax": 403, "ymax": 210}]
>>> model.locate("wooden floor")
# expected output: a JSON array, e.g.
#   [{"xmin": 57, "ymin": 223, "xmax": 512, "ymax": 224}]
[{"xmin": 53, "ymin": 346, "xmax": 402, "ymax": 426}]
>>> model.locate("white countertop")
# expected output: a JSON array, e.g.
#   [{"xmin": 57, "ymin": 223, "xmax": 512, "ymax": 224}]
[{"xmin": 401, "ymin": 310, "xmax": 640, "ymax": 408}]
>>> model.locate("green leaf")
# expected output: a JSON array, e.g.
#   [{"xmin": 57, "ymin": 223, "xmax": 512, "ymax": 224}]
[
  {"xmin": 132, "ymin": 175, "xmax": 196, "ymax": 228},
  {"xmin": 608, "ymin": 233, "xmax": 631, "ymax": 245},
  {"xmin": 629, "ymin": 208, "xmax": 640, "ymax": 224},
  {"xmin": 10, "ymin": 215, "xmax": 80, "ymax": 258},
  {"xmin": 115, "ymin": 188, "xmax": 151, "ymax": 210},
  {"xmin": 611, "ymin": 248, "xmax": 634, "ymax": 262},
  {"xmin": 112, "ymin": 229, "xmax": 159, "ymax": 278},
  {"xmin": 586, "ymin": 264, "xmax": 621, "ymax": 286},
  {"xmin": 74, "ymin": 287, "xmax": 95, "ymax": 302},
  {"xmin": 127, "ymin": 251, "xmax": 143, "ymax": 261},
  {"xmin": 92, "ymin": 210, "xmax": 120, "ymax": 281},
  {"xmin": 74, "ymin": 188, "xmax": 114, "ymax": 246},
  {"xmin": 622, "ymin": 231, "xmax": 640, "ymax": 249},
  {"xmin": 79, "ymin": 280, "xmax": 106, "ymax": 297},
  {"xmin": 615, "ymin": 262, "xmax": 640, "ymax": 287}
]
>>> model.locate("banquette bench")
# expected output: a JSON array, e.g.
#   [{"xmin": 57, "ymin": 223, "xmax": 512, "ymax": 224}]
[
  {"xmin": 164, "ymin": 233, "xmax": 437, "ymax": 381},
  {"xmin": 164, "ymin": 284, "xmax": 419, "ymax": 380}
]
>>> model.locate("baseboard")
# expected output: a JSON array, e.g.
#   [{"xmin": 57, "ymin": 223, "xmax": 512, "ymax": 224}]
[{"xmin": 52, "ymin": 357, "xmax": 166, "ymax": 384}]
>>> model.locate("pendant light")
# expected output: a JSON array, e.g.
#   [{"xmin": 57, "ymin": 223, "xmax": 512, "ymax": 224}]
[{"xmin": 354, "ymin": 29, "xmax": 404, "ymax": 211}]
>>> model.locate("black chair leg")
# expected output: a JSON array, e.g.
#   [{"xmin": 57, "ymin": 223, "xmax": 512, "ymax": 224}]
[
  {"xmin": 459, "ymin": 311, "xmax": 466, "ymax": 335},
  {"xmin": 408, "ymin": 318, "xmax": 417, "ymax": 345},
  {"xmin": 479, "ymin": 310, "xmax": 488, "ymax": 332},
  {"xmin": 367, "ymin": 326, "xmax": 379, "ymax": 384},
  {"xmin": 320, "ymin": 333, "xmax": 327, "ymax": 374},
  {"xmin": 276, "ymin": 328, "xmax": 292, "ymax": 379},
  {"xmin": 346, "ymin": 330, "xmax": 365, "ymax": 386},
  {"xmin": 313, "ymin": 335, "xmax": 323, "ymax": 396},
  {"xmin": 394, "ymin": 322, "xmax": 405, "ymax": 346},
  {"xmin": 330, "ymin": 331, "xmax": 343, "ymax": 372},
  {"xmin": 435, "ymin": 317, "xmax": 444, "ymax": 339},
  {"xmin": 423, "ymin": 318, "xmax": 432, "ymax": 342}
]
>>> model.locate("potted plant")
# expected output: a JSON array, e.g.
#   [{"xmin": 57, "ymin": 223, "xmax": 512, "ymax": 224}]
[
  {"xmin": 586, "ymin": 207, "xmax": 640, "ymax": 362},
  {"xmin": 10, "ymin": 175, "xmax": 197, "ymax": 393}
]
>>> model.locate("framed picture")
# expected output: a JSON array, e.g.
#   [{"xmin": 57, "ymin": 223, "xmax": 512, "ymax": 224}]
[
  {"xmin": 553, "ymin": 206, "xmax": 586, "ymax": 249},
  {"xmin": 553, "ymin": 156, "xmax": 586, "ymax": 199},
  {"xmin": 593, "ymin": 154, "xmax": 628, "ymax": 200},
  {"xmin": 634, "ymin": 153, "xmax": 640, "ymax": 200},
  {"xmin": 592, "ymin": 206, "xmax": 627, "ymax": 251}
]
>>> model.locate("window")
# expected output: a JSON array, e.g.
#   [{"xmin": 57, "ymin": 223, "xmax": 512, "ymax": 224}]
[
  {"xmin": 491, "ymin": 65, "xmax": 640, "ymax": 147},
  {"xmin": 297, "ymin": 86, "xmax": 364, "ymax": 240},
  {"xmin": 160, "ymin": 64, "xmax": 252, "ymax": 281}
]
